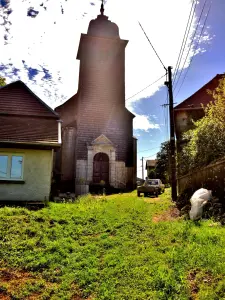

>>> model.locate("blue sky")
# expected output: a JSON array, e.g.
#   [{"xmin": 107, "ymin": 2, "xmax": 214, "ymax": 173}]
[{"xmin": 0, "ymin": 0, "xmax": 224, "ymax": 178}]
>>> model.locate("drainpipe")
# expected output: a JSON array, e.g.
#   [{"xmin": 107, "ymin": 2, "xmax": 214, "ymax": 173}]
[{"xmin": 57, "ymin": 120, "xmax": 63, "ymax": 144}]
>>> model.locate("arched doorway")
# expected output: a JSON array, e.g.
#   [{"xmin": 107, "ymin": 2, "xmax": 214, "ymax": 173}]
[{"xmin": 93, "ymin": 152, "xmax": 109, "ymax": 184}]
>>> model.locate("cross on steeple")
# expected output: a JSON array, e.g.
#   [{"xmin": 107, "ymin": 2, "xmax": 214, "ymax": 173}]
[{"xmin": 100, "ymin": 0, "xmax": 104, "ymax": 15}]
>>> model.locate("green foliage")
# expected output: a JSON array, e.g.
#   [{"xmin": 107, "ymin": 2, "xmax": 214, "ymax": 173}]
[
  {"xmin": 179, "ymin": 76, "xmax": 225, "ymax": 174},
  {"xmin": 155, "ymin": 141, "xmax": 170, "ymax": 183},
  {"xmin": 0, "ymin": 76, "xmax": 6, "ymax": 87},
  {"xmin": 1, "ymin": 191, "xmax": 225, "ymax": 299},
  {"xmin": 148, "ymin": 168, "xmax": 157, "ymax": 179}
]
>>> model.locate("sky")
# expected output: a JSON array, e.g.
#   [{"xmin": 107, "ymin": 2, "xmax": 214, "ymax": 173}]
[{"xmin": 0, "ymin": 0, "xmax": 224, "ymax": 179}]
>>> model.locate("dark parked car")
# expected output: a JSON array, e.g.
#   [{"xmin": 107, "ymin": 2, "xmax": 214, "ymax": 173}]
[
  {"xmin": 137, "ymin": 178, "xmax": 145, "ymax": 186},
  {"xmin": 137, "ymin": 179, "xmax": 165, "ymax": 197}
]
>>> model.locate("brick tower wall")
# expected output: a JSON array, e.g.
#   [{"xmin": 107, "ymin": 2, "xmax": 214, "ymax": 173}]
[{"xmin": 76, "ymin": 35, "xmax": 134, "ymax": 166}]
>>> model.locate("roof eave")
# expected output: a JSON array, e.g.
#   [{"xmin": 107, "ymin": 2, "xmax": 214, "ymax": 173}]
[
  {"xmin": 174, "ymin": 74, "xmax": 224, "ymax": 110},
  {"xmin": 0, "ymin": 140, "xmax": 61, "ymax": 148}
]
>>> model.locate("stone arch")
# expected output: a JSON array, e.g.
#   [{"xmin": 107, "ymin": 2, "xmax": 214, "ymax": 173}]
[
  {"xmin": 93, "ymin": 152, "xmax": 109, "ymax": 184},
  {"xmin": 87, "ymin": 135, "xmax": 116, "ymax": 186}
]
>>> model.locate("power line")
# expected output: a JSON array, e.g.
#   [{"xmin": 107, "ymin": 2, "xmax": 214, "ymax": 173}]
[
  {"xmin": 138, "ymin": 21, "xmax": 167, "ymax": 72},
  {"xmin": 173, "ymin": 0, "xmax": 197, "ymax": 84},
  {"xmin": 175, "ymin": 0, "xmax": 212, "ymax": 98},
  {"xmin": 125, "ymin": 73, "xmax": 166, "ymax": 101},
  {"xmin": 143, "ymin": 152, "xmax": 158, "ymax": 159},
  {"xmin": 138, "ymin": 153, "xmax": 158, "ymax": 161},
  {"xmin": 173, "ymin": 0, "xmax": 208, "ymax": 92},
  {"xmin": 137, "ymin": 146, "xmax": 160, "ymax": 154}
]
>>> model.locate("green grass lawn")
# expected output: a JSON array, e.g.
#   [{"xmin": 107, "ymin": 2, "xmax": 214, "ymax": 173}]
[{"xmin": 1, "ymin": 189, "xmax": 225, "ymax": 300}]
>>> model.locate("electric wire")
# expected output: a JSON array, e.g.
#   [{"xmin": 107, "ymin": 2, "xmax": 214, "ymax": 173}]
[
  {"xmin": 137, "ymin": 146, "xmax": 160, "ymax": 154},
  {"xmin": 175, "ymin": 0, "xmax": 212, "ymax": 98},
  {"xmin": 173, "ymin": 0, "xmax": 208, "ymax": 92},
  {"xmin": 173, "ymin": 0, "xmax": 197, "ymax": 84},
  {"xmin": 139, "ymin": 153, "xmax": 159, "ymax": 161},
  {"xmin": 125, "ymin": 73, "xmax": 166, "ymax": 101},
  {"xmin": 138, "ymin": 21, "xmax": 167, "ymax": 72},
  {"xmin": 143, "ymin": 152, "xmax": 158, "ymax": 159}
]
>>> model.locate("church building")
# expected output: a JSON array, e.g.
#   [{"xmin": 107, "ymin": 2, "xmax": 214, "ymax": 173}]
[{"xmin": 54, "ymin": 2, "xmax": 137, "ymax": 195}]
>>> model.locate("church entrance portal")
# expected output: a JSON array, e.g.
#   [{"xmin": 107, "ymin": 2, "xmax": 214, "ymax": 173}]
[{"xmin": 93, "ymin": 152, "xmax": 109, "ymax": 184}]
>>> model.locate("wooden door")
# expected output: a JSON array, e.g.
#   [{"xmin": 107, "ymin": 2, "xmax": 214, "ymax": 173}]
[{"xmin": 93, "ymin": 153, "xmax": 109, "ymax": 184}]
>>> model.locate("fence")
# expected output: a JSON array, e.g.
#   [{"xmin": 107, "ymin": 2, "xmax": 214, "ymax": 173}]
[{"xmin": 177, "ymin": 157, "xmax": 225, "ymax": 202}]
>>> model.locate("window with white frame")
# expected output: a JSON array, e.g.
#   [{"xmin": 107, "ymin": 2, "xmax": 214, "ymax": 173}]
[{"xmin": 0, "ymin": 154, "xmax": 24, "ymax": 180}]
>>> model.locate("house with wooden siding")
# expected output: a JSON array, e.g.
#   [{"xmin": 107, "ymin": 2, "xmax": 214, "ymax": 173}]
[
  {"xmin": 0, "ymin": 81, "xmax": 61, "ymax": 202},
  {"xmin": 174, "ymin": 74, "xmax": 224, "ymax": 150},
  {"xmin": 54, "ymin": 3, "xmax": 137, "ymax": 195},
  {"xmin": 174, "ymin": 74, "xmax": 225, "ymax": 178}
]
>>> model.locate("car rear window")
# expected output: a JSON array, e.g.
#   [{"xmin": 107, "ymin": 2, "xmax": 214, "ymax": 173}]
[{"xmin": 148, "ymin": 180, "xmax": 158, "ymax": 185}]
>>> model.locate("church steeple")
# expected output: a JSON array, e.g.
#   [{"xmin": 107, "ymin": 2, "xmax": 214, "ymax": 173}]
[
  {"xmin": 100, "ymin": 0, "xmax": 104, "ymax": 15},
  {"xmin": 84, "ymin": 0, "xmax": 120, "ymax": 39}
]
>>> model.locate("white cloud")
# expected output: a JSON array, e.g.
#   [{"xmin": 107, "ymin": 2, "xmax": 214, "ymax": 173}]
[
  {"xmin": 0, "ymin": 0, "xmax": 213, "ymax": 112},
  {"xmin": 133, "ymin": 114, "xmax": 160, "ymax": 131}
]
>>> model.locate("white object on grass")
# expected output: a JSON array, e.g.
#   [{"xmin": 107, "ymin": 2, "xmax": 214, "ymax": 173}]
[{"xmin": 189, "ymin": 188, "xmax": 212, "ymax": 221}]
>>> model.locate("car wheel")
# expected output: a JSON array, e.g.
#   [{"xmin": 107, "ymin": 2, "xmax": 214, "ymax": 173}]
[
  {"xmin": 137, "ymin": 191, "xmax": 141, "ymax": 197},
  {"xmin": 144, "ymin": 193, "xmax": 147, "ymax": 197},
  {"xmin": 155, "ymin": 192, "xmax": 158, "ymax": 198}
]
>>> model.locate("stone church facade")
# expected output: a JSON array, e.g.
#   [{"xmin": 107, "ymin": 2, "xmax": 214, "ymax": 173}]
[{"xmin": 54, "ymin": 3, "xmax": 137, "ymax": 195}]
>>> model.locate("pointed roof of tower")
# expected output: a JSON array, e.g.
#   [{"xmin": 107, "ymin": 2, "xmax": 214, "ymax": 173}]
[{"xmin": 87, "ymin": 1, "xmax": 120, "ymax": 39}]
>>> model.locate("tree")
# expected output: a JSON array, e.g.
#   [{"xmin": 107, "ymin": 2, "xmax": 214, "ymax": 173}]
[
  {"xmin": 148, "ymin": 169, "xmax": 156, "ymax": 179},
  {"xmin": 0, "ymin": 76, "xmax": 6, "ymax": 87},
  {"xmin": 155, "ymin": 141, "xmax": 170, "ymax": 184},
  {"xmin": 180, "ymin": 76, "xmax": 225, "ymax": 174}
]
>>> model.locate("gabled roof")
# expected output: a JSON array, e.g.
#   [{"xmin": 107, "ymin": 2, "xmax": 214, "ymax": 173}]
[
  {"xmin": 0, "ymin": 80, "xmax": 59, "ymax": 145},
  {"xmin": 0, "ymin": 80, "xmax": 59, "ymax": 118},
  {"xmin": 55, "ymin": 93, "xmax": 78, "ymax": 111},
  {"xmin": 91, "ymin": 134, "xmax": 114, "ymax": 146},
  {"xmin": 174, "ymin": 74, "xmax": 225, "ymax": 110}
]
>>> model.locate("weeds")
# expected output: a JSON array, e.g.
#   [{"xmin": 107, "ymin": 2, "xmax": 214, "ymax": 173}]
[{"xmin": 0, "ymin": 189, "xmax": 225, "ymax": 299}]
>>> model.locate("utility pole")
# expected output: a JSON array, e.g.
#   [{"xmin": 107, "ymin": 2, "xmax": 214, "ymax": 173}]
[
  {"xmin": 165, "ymin": 66, "xmax": 177, "ymax": 201},
  {"xmin": 141, "ymin": 157, "xmax": 144, "ymax": 179},
  {"xmin": 138, "ymin": 21, "xmax": 176, "ymax": 199}
]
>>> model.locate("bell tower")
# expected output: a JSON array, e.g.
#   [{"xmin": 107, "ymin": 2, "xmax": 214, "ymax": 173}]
[
  {"xmin": 54, "ymin": 1, "xmax": 136, "ymax": 194},
  {"xmin": 75, "ymin": 2, "xmax": 130, "ymax": 161},
  {"xmin": 77, "ymin": 3, "xmax": 128, "ymax": 105}
]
